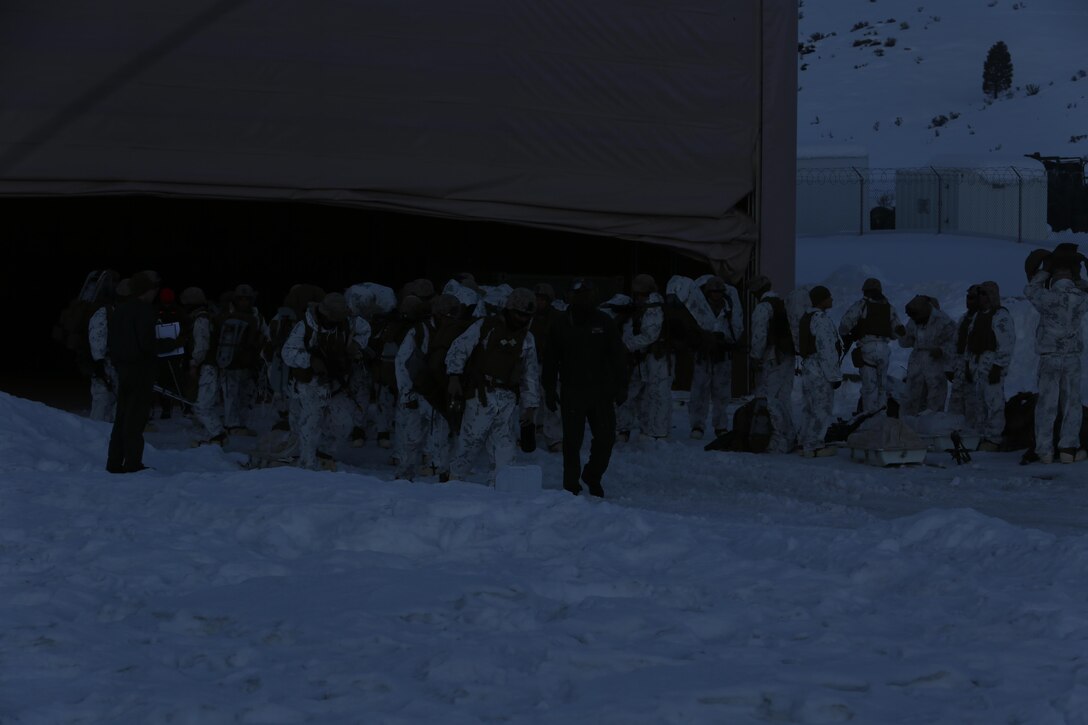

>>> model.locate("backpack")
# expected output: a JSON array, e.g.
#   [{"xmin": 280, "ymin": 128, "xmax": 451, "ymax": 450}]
[
  {"xmin": 703, "ymin": 397, "xmax": 772, "ymax": 453},
  {"xmin": 215, "ymin": 312, "xmax": 261, "ymax": 370},
  {"xmin": 765, "ymin": 296, "xmax": 796, "ymax": 357},
  {"xmin": 53, "ymin": 270, "xmax": 118, "ymax": 374},
  {"xmin": 798, "ymin": 312, "xmax": 817, "ymax": 358},
  {"xmin": 376, "ymin": 315, "xmax": 412, "ymax": 390},
  {"xmin": 1002, "ymin": 391, "xmax": 1088, "ymax": 456},
  {"xmin": 263, "ymin": 309, "xmax": 298, "ymax": 363},
  {"xmin": 415, "ymin": 317, "xmax": 474, "ymax": 415},
  {"xmin": 465, "ymin": 316, "xmax": 528, "ymax": 397},
  {"xmin": 662, "ymin": 293, "xmax": 703, "ymax": 355}
]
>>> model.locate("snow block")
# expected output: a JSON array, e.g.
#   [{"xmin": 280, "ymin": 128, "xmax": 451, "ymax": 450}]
[{"xmin": 494, "ymin": 464, "xmax": 543, "ymax": 494}]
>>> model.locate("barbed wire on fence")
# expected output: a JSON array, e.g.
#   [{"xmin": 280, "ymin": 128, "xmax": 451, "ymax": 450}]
[{"xmin": 795, "ymin": 166, "xmax": 1049, "ymax": 185}]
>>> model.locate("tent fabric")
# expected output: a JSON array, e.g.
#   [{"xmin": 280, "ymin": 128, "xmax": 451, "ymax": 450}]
[{"xmin": 0, "ymin": 0, "xmax": 788, "ymax": 264}]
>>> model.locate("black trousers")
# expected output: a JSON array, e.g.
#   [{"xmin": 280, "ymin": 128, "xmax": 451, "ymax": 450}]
[
  {"xmin": 560, "ymin": 395, "xmax": 616, "ymax": 492},
  {"xmin": 107, "ymin": 364, "xmax": 156, "ymax": 472}
]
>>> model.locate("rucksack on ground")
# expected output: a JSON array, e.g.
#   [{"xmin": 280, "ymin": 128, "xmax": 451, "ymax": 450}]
[
  {"xmin": 1002, "ymin": 391, "xmax": 1088, "ymax": 457},
  {"xmin": 704, "ymin": 397, "xmax": 772, "ymax": 453}
]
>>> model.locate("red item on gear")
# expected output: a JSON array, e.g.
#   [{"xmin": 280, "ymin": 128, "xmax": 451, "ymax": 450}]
[{"xmin": 159, "ymin": 287, "xmax": 176, "ymax": 305}]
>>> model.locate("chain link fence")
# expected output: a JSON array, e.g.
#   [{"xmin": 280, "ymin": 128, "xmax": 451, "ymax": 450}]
[{"xmin": 797, "ymin": 165, "xmax": 1087, "ymax": 242}]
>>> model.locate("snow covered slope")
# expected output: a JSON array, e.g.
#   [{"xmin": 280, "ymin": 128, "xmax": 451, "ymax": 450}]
[
  {"xmin": 798, "ymin": 0, "xmax": 1088, "ymax": 167},
  {"xmin": 5, "ymin": 228, "xmax": 1088, "ymax": 722},
  {"xmin": 5, "ymin": 342, "xmax": 1088, "ymax": 721}
]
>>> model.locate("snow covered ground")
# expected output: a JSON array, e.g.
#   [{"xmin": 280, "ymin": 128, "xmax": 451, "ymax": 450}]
[{"xmin": 5, "ymin": 232, "xmax": 1088, "ymax": 723}]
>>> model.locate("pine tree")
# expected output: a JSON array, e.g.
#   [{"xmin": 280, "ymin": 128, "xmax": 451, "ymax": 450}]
[{"xmin": 982, "ymin": 41, "xmax": 1014, "ymax": 98}]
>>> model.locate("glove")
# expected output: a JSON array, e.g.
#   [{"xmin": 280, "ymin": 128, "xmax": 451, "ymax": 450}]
[
  {"xmin": 544, "ymin": 389, "xmax": 559, "ymax": 412},
  {"xmin": 831, "ymin": 380, "xmax": 842, "ymax": 390},
  {"xmin": 945, "ymin": 371, "xmax": 955, "ymax": 382},
  {"xmin": 310, "ymin": 355, "xmax": 328, "ymax": 376},
  {"xmin": 348, "ymin": 341, "xmax": 366, "ymax": 361},
  {"xmin": 894, "ymin": 324, "xmax": 907, "ymax": 337},
  {"xmin": 92, "ymin": 359, "xmax": 108, "ymax": 380},
  {"xmin": 614, "ymin": 389, "xmax": 628, "ymax": 407},
  {"xmin": 930, "ymin": 348, "xmax": 944, "ymax": 361},
  {"xmin": 988, "ymin": 365, "xmax": 1002, "ymax": 385},
  {"xmin": 447, "ymin": 375, "xmax": 463, "ymax": 400},
  {"xmin": 520, "ymin": 407, "xmax": 536, "ymax": 425},
  {"xmin": 404, "ymin": 394, "xmax": 419, "ymax": 410}
]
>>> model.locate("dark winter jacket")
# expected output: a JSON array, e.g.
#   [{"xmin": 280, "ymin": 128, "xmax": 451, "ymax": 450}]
[
  {"xmin": 543, "ymin": 307, "xmax": 627, "ymax": 402},
  {"xmin": 108, "ymin": 298, "xmax": 163, "ymax": 370}
]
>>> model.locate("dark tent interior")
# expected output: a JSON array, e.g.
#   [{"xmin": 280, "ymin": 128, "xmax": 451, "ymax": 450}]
[{"xmin": 0, "ymin": 195, "xmax": 711, "ymax": 409}]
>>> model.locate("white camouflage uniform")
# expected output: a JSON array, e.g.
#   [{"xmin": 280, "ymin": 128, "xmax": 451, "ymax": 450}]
[
  {"xmin": 265, "ymin": 307, "xmax": 299, "ymax": 421},
  {"xmin": 393, "ymin": 323, "xmax": 445, "ymax": 480},
  {"xmin": 689, "ymin": 285, "xmax": 744, "ymax": 434},
  {"xmin": 839, "ymin": 298, "xmax": 903, "ymax": 414},
  {"xmin": 964, "ymin": 286, "xmax": 1015, "ymax": 443},
  {"xmin": 801, "ymin": 308, "xmax": 843, "ymax": 452},
  {"xmin": 617, "ymin": 292, "xmax": 672, "ymax": 438},
  {"xmin": 899, "ymin": 305, "xmax": 956, "ymax": 415},
  {"xmin": 749, "ymin": 291, "xmax": 795, "ymax": 453},
  {"xmin": 1025, "ymin": 272, "xmax": 1088, "ymax": 458},
  {"xmin": 87, "ymin": 305, "xmax": 117, "ymax": 422},
  {"xmin": 221, "ymin": 309, "xmax": 268, "ymax": 431},
  {"xmin": 344, "ymin": 314, "xmax": 373, "ymax": 438},
  {"xmin": 189, "ymin": 311, "xmax": 225, "ymax": 439},
  {"xmin": 282, "ymin": 310, "xmax": 370, "ymax": 469},
  {"xmin": 446, "ymin": 318, "xmax": 540, "ymax": 484}
]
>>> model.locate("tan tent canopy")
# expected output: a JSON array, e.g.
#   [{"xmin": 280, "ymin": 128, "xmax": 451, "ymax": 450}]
[{"xmin": 0, "ymin": 0, "xmax": 795, "ymax": 275}]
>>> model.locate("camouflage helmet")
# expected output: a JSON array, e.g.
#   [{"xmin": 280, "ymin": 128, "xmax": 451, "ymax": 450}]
[
  {"xmin": 399, "ymin": 294, "xmax": 426, "ymax": 322},
  {"xmin": 748, "ymin": 274, "xmax": 773, "ymax": 297},
  {"xmin": 234, "ymin": 283, "xmax": 258, "ymax": 300},
  {"xmin": 129, "ymin": 271, "xmax": 159, "ymax": 297},
  {"xmin": 534, "ymin": 282, "xmax": 556, "ymax": 302},
  {"xmin": 116, "ymin": 278, "xmax": 132, "ymax": 298},
  {"xmin": 505, "ymin": 287, "xmax": 536, "ymax": 315},
  {"xmin": 862, "ymin": 278, "xmax": 883, "ymax": 296},
  {"xmin": 318, "ymin": 292, "xmax": 350, "ymax": 322},
  {"xmin": 631, "ymin": 274, "xmax": 657, "ymax": 295},
  {"xmin": 430, "ymin": 293, "xmax": 460, "ymax": 319},
  {"xmin": 701, "ymin": 276, "xmax": 727, "ymax": 293},
  {"xmin": 905, "ymin": 295, "xmax": 932, "ymax": 321},
  {"xmin": 412, "ymin": 278, "xmax": 436, "ymax": 300},
  {"xmin": 180, "ymin": 286, "xmax": 207, "ymax": 306}
]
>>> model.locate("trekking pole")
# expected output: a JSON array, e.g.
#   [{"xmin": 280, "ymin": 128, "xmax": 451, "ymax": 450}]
[
  {"xmin": 166, "ymin": 359, "xmax": 192, "ymax": 409},
  {"xmin": 153, "ymin": 384, "xmax": 194, "ymax": 407}
]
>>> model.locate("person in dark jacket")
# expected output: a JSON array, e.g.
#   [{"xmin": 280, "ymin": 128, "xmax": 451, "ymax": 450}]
[
  {"xmin": 543, "ymin": 279, "xmax": 627, "ymax": 497},
  {"xmin": 106, "ymin": 270, "xmax": 178, "ymax": 473}
]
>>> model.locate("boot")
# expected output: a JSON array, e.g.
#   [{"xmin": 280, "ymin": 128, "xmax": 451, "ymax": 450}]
[
  {"xmin": 1058, "ymin": 448, "xmax": 1086, "ymax": 464},
  {"xmin": 690, "ymin": 427, "xmax": 704, "ymax": 440},
  {"xmin": 977, "ymin": 439, "xmax": 1002, "ymax": 452},
  {"xmin": 377, "ymin": 431, "xmax": 392, "ymax": 449},
  {"xmin": 350, "ymin": 426, "xmax": 366, "ymax": 448},
  {"xmin": 581, "ymin": 470, "xmax": 604, "ymax": 498},
  {"xmin": 202, "ymin": 431, "xmax": 228, "ymax": 447}
]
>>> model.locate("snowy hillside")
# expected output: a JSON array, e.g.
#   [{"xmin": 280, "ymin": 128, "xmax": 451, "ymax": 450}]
[{"xmin": 798, "ymin": 0, "xmax": 1088, "ymax": 167}]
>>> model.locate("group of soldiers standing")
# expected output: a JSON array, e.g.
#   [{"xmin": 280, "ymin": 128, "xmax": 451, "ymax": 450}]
[{"xmin": 76, "ymin": 239, "xmax": 1088, "ymax": 484}]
